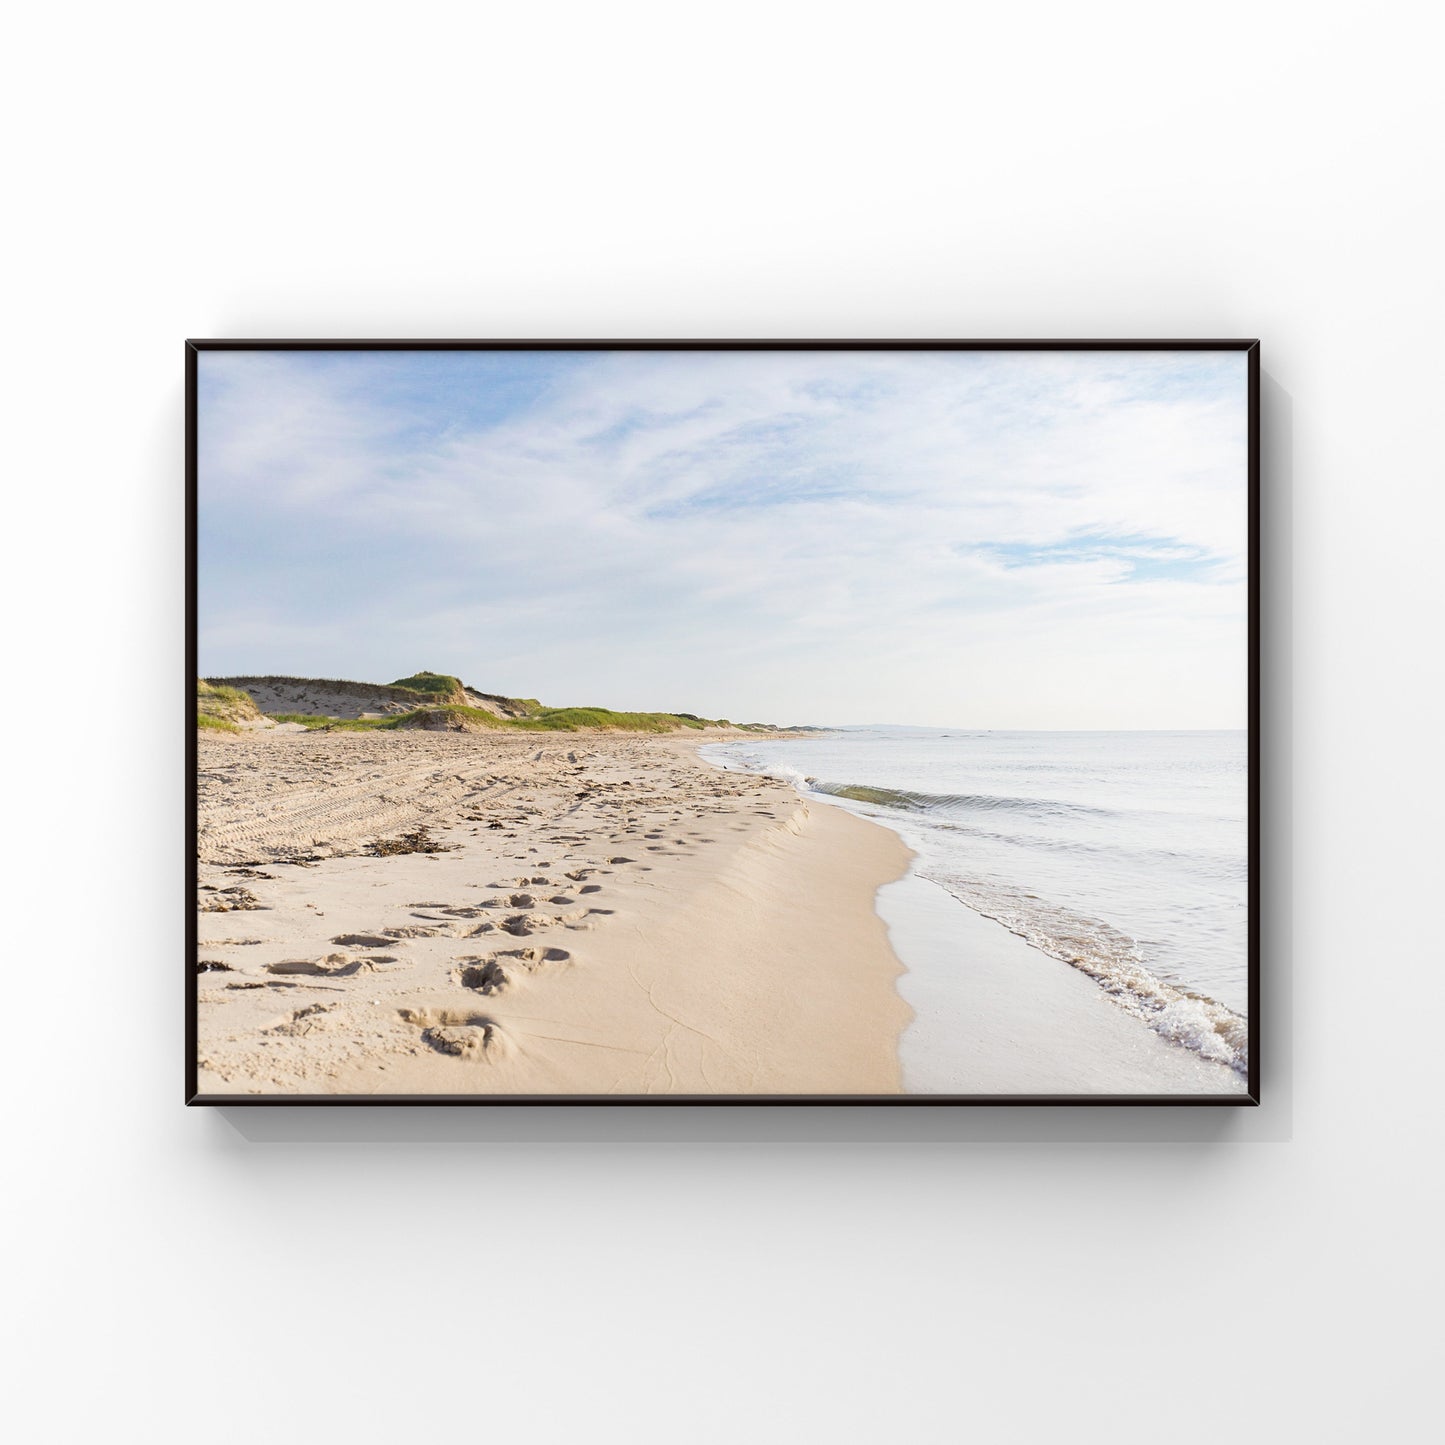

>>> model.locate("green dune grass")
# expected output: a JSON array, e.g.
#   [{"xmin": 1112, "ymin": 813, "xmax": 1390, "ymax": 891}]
[
  {"xmin": 503, "ymin": 706, "xmax": 724, "ymax": 732},
  {"xmin": 268, "ymin": 703, "xmax": 730, "ymax": 734},
  {"xmin": 196, "ymin": 678, "xmax": 260, "ymax": 731},
  {"xmin": 388, "ymin": 671, "xmax": 467, "ymax": 699},
  {"xmin": 200, "ymin": 669, "xmax": 765, "ymax": 735}
]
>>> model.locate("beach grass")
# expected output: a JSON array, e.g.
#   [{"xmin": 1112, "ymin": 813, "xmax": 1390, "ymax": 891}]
[
  {"xmin": 267, "ymin": 712, "xmax": 422, "ymax": 732},
  {"xmin": 197, "ymin": 678, "xmax": 261, "ymax": 730},
  {"xmin": 266, "ymin": 712, "xmax": 360, "ymax": 729},
  {"xmin": 388, "ymin": 671, "xmax": 467, "ymax": 698},
  {"xmin": 268, "ymin": 704, "xmax": 730, "ymax": 734},
  {"xmin": 503, "ymin": 706, "xmax": 723, "ymax": 732},
  {"xmin": 207, "ymin": 673, "xmax": 463, "ymax": 708},
  {"xmin": 202, "ymin": 670, "xmax": 756, "ymax": 735}
]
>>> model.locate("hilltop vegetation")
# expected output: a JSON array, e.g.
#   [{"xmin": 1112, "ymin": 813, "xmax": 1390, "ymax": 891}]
[
  {"xmin": 199, "ymin": 669, "xmax": 783, "ymax": 735},
  {"xmin": 387, "ymin": 671, "xmax": 468, "ymax": 703},
  {"xmin": 267, "ymin": 703, "xmax": 734, "ymax": 735},
  {"xmin": 201, "ymin": 672, "xmax": 542, "ymax": 722},
  {"xmin": 196, "ymin": 679, "xmax": 261, "ymax": 732}
]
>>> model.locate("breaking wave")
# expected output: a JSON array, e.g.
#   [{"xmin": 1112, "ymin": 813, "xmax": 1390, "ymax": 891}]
[
  {"xmin": 924, "ymin": 872, "xmax": 1248, "ymax": 1075},
  {"xmin": 704, "ymin": 741, "xmax": 1250, "ymax": 1078},
  {"xmin": 803, "ymin": 775, "xmax": 1247, "ymax": 1075},
  {"xmin": 809, "ymin": 780, "xmax": 1109, "ymax": 819}
]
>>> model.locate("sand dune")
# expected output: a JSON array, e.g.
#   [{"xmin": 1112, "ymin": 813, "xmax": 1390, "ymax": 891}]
[
  {"xmin": 195, "ymin": 731, "xmax": 912, "ymax": 1096},
  {"xmin": 207, "ymin": 675, "xmax": 509, "ymax": 720}
]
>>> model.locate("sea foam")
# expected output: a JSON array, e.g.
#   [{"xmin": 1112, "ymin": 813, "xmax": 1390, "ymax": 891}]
[{"xmin": 704, "ymin": 727, "xmax": 1249, "ymax": 1077}]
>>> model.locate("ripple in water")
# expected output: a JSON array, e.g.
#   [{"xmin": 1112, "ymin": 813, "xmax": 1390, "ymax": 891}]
[{"xmin": 704, "ymin": 728, "xmax": 1249, "ymax": 1075}]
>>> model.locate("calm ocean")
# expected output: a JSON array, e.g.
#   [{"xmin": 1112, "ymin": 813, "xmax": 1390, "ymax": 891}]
[{"xmin": 702, "ymin": 729, "xmax": 1248, "ymax": 1075}]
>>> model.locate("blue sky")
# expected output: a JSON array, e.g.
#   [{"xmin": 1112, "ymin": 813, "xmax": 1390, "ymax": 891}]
[{"xmin": 197, "ymin": 348, "xmax": 1248, "ymax": 727}]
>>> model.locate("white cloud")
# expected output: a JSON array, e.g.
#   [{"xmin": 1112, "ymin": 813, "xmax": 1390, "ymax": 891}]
[{"xmin": 198, "ymin": 348, "xmax": 1249, "ymax": 727}]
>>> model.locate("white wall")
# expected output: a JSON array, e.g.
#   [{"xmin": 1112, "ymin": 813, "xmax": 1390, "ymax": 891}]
[{"xmin": 7, "ymin": 2, "xmax": 1440, "ymax": 1440}]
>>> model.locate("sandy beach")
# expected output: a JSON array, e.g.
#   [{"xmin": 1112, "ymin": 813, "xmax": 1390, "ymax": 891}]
[{"xmin": 196, "ymin": 730, "xmax": 913, "ymax": 1096}]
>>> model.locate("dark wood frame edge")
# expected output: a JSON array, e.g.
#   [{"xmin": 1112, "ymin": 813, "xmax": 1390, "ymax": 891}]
[{"xmin": 185, "ymin": 337, "xmax": 1262, "ymax": 1108}]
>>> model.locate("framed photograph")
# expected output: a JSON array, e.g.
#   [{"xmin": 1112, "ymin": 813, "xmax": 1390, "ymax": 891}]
[{"xmin": 188, "ymin": 339, "xmax": 1258, "ymax": 1105}]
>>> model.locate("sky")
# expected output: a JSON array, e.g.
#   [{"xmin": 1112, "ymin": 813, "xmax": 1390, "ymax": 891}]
[{"xmin": 197, "ymin": 347, "xmax": 1249, "ymax": 728}]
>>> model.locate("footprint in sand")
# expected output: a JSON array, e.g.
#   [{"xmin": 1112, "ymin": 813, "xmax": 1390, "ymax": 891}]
[
  {"xmin": 552, "ymin": 906, "xmax": 613, "ymax": 929},
  {"xmin": 266, "ymin": 1002, "xmax": 339, "ymax": 1036},
  {"xmin": 499, "ymin": 913, "xmax": 556, "ymax": 937},
  {"xmin": 267, "ymin": 953, "xmax": 400, "ymax": 977},
  {"xmin": 452, "ymin": 958, "xmax": 511, "ymax": 994},
  {"xmin": 199, "ymin": 886, "xmax": 265, "ymax": 914},
  {"xmin": 399, "ymin": 1008, "xmax": 515, "ymax": 1063},
  {"xmin": 452, "ymin": 946, "xmax": 572, "ymax": 995},
  {"xmin": 331, "ymin": 933, "xmax": 399, "ymax": 949}
]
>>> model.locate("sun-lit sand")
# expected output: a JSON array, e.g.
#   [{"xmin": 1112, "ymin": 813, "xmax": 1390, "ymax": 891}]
[{"xmin": 195, "ymin": 730, "xmax": 912, "ymax": 1096}]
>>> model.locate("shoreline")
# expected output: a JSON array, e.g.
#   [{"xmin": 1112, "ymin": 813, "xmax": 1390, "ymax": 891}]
[
  {"xmin": 703, "ymin": 739, "xmax": 1247, "ymax": 1095},
  {"xmin": 196, "ymin": 730, "xmax": 912, "ymax": 1095}
]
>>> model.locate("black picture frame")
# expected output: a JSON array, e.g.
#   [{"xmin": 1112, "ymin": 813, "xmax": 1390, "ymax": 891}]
[{"xmin": 187, "ymin": 338, "xmax": 1260, "ymax": 1108}]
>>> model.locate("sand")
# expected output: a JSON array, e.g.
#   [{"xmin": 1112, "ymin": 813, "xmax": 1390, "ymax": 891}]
[{"xmin": 195, "ymin": 731, "xmax": 913, "ymax": 1096}]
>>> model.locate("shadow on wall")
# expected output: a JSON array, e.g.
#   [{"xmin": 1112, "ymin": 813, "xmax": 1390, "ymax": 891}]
[
  {"xmin": 208, "ymin": 369, "xmax": 1295, "ymax": 1151},
  {"xmin": 214, "ymin": 1101, "xmax": 1256, "ymax": 1147}
]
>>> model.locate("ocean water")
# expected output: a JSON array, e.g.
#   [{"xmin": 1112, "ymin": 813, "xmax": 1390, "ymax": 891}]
[{"xmin": 702, "ymin": 729, "xmax": 1249, "ymax": 1075}]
